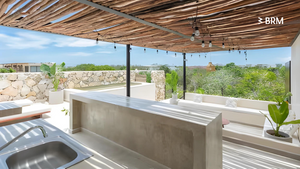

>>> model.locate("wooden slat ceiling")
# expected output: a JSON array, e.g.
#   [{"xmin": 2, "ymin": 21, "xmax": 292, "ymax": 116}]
[{"xmin": 1, "ymin": 0, "xmax": 300, "ymax": 53}]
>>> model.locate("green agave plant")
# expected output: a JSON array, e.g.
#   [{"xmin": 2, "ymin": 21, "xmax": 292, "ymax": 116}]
[
  {"xmin": 260, "ymin": 101, "xmax": 300, "ymax": 137},
  {"xmin": 40, "ymin": 62, "xmax": 65, "ymax": 92}
]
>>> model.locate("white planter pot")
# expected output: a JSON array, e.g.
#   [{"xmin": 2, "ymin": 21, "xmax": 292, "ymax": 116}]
[
  {"xmin": 193, "ymin": 94, "xmax": 203, "ymax": 103},
  {"xmin": 264, "ymin": 129, "xmax": 292, "ymax": 143},
  {"xmin": 49, "ymin": 89, "xmax": 64, "ymax": 105},
  {"xmin": 170, "ymin": 93, "xmax": 178, "ymax": 105}
]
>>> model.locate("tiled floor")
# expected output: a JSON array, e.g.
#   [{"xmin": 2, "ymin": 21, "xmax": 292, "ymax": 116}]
[{"xmin": 40, "ymin": 102, "xmax": 300, "ymax": 168}]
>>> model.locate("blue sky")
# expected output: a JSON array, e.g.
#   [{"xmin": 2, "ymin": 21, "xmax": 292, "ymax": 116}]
[{"xmin": 0, "ymin": 26, "xmax": 291, "ymax": 67}]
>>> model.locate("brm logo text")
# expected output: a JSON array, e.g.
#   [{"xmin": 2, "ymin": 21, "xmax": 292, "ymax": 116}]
[{"xmin": 258, "ymin": 17, "xmax": 284, "ymax": 24}]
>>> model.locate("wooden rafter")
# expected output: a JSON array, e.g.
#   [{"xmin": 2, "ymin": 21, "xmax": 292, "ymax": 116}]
[{"xmin": 1, "ymin": 0, "xmax": 300, "ymax": 53}]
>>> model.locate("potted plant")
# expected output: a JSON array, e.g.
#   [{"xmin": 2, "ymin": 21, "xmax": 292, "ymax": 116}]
[
  {"xmin": 41, "ymin": 62, "xmax": 65, "ymax": 104},
  {"xmin": 166, "ymin": 70, "xmax": 178, "ymax": 105},
  {"xmin": 260, "ymin": 97, "xmax": 300, "ymax": 143},
  {"xmin": 275, "ymin": 92, "xmax": 292, "ymax": 106}
]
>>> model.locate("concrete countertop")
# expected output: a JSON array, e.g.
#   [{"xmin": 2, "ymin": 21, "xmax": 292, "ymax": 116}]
[
  {"xmin": 70, "ymin": 91, "xmax": 221, "ymax": 127},
  {"xmin": 69, "ymin": 92, "xmax": 223, "ymax": 169}
]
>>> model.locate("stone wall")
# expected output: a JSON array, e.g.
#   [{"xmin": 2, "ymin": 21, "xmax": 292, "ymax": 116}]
[
  {"xmin": 151, "ymin": 70, "xmax": 165, "ymax": 101},
  {"xmin": 0, "ymin": 70, "xmax": 164, "ymax": 102}
]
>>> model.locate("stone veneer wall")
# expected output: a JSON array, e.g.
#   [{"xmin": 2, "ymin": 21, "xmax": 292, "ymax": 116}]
[
  {"xmin": 0, "ymin": 70, "xmax": 165, "ymax": 102},
  {"xmin": 151, "ymin": 70, "xmax": 165, "ymax": 101}
]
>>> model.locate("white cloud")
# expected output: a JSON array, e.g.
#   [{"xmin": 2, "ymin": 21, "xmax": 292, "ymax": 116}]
[
  {"xmin": 0, "ymin": 31, "xmax": 110, "ymax": 49},
  {"xmin": 0, "ymin": 32, "xmax": 52, "ymax": 49},
  {"xmin": 66, "ymin": 52, "xmax": 93, "ymax": 57},
  {"xmin": 54, "ymin": 38, "xmax": 99, "ymax": 47}
]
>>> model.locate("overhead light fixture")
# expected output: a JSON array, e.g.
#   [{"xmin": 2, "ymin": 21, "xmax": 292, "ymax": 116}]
[
  {"xmin": 190, "ymin": 35, "xmax": 195, "ymax": 42},
  {"xmin": 195, "ymin": 27, "xmax": 200, "ymax": 36},
  {"xmin": 209, "ymin": 41, "xmax": 212, "ymax": 47},
  {"xmin": 222, "ymin": 43, "xmax": 225, "ymax": 49},
  {"xmin": 190, "ymin": 33, "xmax": 195, "ymax": 41},
  {"xmin": 202, "ymin": 40, "xmax": 205, "ymax": 47}
]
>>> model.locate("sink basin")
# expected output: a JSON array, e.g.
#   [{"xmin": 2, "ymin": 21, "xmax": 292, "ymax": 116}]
[{"xmin": 6, "ymin": 141, "xmax": 78, "ymax": 169}]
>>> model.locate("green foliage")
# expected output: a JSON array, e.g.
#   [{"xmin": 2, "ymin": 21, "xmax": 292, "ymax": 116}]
[
  {"xmin": 275, "ymin": 92, "xmax": 292, "ymax": 106},
  {"xmin": 168, "ymin": 62, "xmax": 287, "ymax": 101},
  {"xmin": 64, "ymin": 64, "xmax": 115, "ymax": 71},
  {"xmin": 260, "ymin": 101, "xmax": 300, "ymax": 137},
  {"xmin": 61, "ymin": 107, "xmax": 69, "ymax": 116},
  {"xmin": 0, "ymin": 68, "xmax": 15, "ymax": 73},
  {"xmin": 139, "ymin": 71, "xmax": 152, "ymax": 83},
  {"xmin": 41, "ymin": 62, "xmax": 65, "ymax": 91},
  {"xmin": 196, "ymin": 88, "xmax": 204, "ymax": 94},
  {"xmin": 159, "ymin": 64, "xmax": 171, "ymax": 75},
  {"xmin": 166, "ymin": 70, "xmax": 178, "ymax": 94}
]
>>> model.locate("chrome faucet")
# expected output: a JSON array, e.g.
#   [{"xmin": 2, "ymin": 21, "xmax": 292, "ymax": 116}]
[{"xmin": 0, "ymin": 126, "xmax": 48, "ymax": 151}]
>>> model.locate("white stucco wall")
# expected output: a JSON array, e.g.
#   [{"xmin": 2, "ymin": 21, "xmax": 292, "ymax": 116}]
[
  {"xmin": 64, "ymin": 83, "xmax": 156, "ymax": 102},
  {"xmin": 291, "ymin": 34, "xmax": 300, "ymax": 118}
]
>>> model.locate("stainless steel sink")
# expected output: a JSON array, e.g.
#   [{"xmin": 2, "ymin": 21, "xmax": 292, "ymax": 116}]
[{"xmin": 6, "ymin": 141, "xmax": 78, "ymax": 169}]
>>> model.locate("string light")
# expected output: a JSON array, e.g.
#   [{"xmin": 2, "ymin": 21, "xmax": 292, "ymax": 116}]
[
  {"xmin": 166, "ymin": 51, "xmax": 168, "ymax": 54},
  {"xmin": 144, "ymin": 48, "xmax": 146, "ymax": 53},
  {"xmin": 199, "ymin": 54, "xmax": 200, "ymax": 58},
  {"xmin": 222, "ymin": 43, "xmax": 225, "ymax": 49},
  {"xmin": 157, "ymin": 50, "xmax": 158, "ymax": 54},
  {"xmin": 191, "ymin": 54, "xmax": 192, "ymax": 57},
  {"xmin": 175, "ymin": 53, "xmax": 177, "ymax": 57},
  {"xmin": 195, "ymin": 27, "xmax": 200, "ymax": 36},
  {"xmin": 114, "ymin": 42, "xmax": 116, "ymax": 51},
  {"xmin": 96, "ymin": 38, "xmax": 98, "ymax": 44},
  {"xmin": 209, "ymin": 41, "xmax": 212, "ymax": 47},
  {"xmin": 229, "ymin": 49, "xmax": 231, "ymax": 53},
  {"xmin": 202, "ymin": 41, "xmax": 205, "ymax": 47},
  {"xmin": 190, "ymin": 33, "xmax": 195, "ymax": 41}
]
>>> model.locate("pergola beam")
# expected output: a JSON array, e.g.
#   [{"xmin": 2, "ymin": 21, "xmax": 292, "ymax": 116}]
[
  {"xmin": 74, "ymin": 0, "xmax": 223, "ymax": 49},
  {"xmin": 74, "ymin": 0, "xmax": 189, "ymax": 38}
]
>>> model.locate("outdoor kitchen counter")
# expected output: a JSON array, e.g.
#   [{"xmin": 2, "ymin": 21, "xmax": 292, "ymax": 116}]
[{"xmin": 70, "ymin": 92, "xmax": 222, "ymax": 169}]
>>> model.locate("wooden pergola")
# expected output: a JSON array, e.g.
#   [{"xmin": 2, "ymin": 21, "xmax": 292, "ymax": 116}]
[
  {"xmin": 1, "ymin": 0, "xmax": 300, "ymax": 98},
  {"xmin": 1, "ymin": 0, "xmax": 300, "ymax": 53}
]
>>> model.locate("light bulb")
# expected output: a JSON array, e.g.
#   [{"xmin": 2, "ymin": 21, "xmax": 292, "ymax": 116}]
[
  {"xmin": 166, "ymin": 51, "xmax": 168, "ymax": 54},
  {"xmin": 96, "ymin": 38, "xmax": 98, "ymax": 44},
  {"xmin": 199, "ymin": 54, "xmax": 200, "ymax": 58},
  {"xmin": 202, "ymin": 41, "xmax": 205, "ymax": 47},
  {"xmin": 191, "ymin": 54, "xmax": 192, "ymax": 57},
  {"xmin": 195, "ymin": 27, "xmax": 200, "ymax": 36},
  {"xmin": 157, "ymin": 50, "xmax": 158, "ymax": 54},
  {"xmin": 222, "ymin": 43, "xmax": 225, "ymax": 48},
  {"xmin": 175, "ymin": 53, "xmax": 177, "ymax": 57},
  {"xmin": 232, "ymin": 48, "xmax": 234, "ymax": 52},
  {"xmin": 114, "ymin": 42, "xmax": 116, "ymax": 51},
  {"xmin": 144, "ymin": 48, "xmax": 146, "ymax": 53},
  {"xmin": 209, "ymin": 41, "xmax": 212, "ymax": 47},
  {"xmin": 190, "ymin": 34, "xmax": 195, "ymax": 41}
]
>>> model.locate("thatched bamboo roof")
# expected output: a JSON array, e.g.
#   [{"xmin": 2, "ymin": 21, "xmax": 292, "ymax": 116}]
[{"xmin": 1, "ymin": 0, "xmax": 300, "ymax": 53}]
